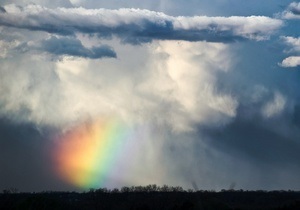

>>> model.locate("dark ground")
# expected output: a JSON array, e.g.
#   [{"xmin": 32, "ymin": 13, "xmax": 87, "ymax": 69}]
[{"xmin": 1, "ymin": 186, "xmax": 300, "ymax": 210}]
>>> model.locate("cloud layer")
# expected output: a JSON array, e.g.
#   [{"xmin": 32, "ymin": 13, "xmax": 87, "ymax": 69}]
[{"xmin": 0, "ymin": 4, "xmax": 283, "ymax": 44}]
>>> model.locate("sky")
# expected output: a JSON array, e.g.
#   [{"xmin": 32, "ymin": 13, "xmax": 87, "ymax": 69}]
[{"xmin": 0, "ymin": 0, "xmax": 300, "ymax": 192}]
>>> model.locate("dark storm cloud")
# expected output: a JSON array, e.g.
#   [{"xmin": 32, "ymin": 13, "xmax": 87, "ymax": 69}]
[
  {"xmin": 203, "ymin": 41, "xmax": 300, "ymax": 166},
  {"xmin": 203, "ymin": 117, "xmax": 300, "ymax": 165},
  {"xmin": 193, "ymin": 116, "xmax": 300, "ymax": 190},
  {"xmin": 0, "ymin": 5, "xmax": 283, "ymax": 44},
  {"xmin": 9, "ymin": 36, "xmax": 117, "ymax": 59},
  {"xmin": 0, "ymin": 6, "xmax": 6, "ymax": 13},
  {"xmin": 0, "ymin": 118, "xmax": 74, "ymax": 192},
  {"xmin": 40, "ymin": 36, "xmax": 116, "ymax": 59}
]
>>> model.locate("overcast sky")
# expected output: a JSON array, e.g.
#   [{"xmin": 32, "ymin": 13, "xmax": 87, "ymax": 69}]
[{"xmin": 0, "ymin": 0, "xmax": 300, "ymax": 192}]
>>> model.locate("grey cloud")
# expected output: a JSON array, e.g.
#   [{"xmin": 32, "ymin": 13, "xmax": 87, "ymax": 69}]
[
  {"xmin": 39, "ymin": 36, "xmax": 116, "ymax": 59},
  {"xmin": 203, "ymin": 118, "xmax": 300, "ymax": 166},
  {"xmin": 201, "ymin": 119, "xmax": 300, "ymax": 190},
  {"xmin": 0, "ymin": 4, "xmax": 283, "ymax": 44},
  {"xmin": 188, "ymin": 38, "xmax": 300, "ymax": 189},
  {"xmin": 0, "ymin": 6, "xmax": 5, "ymax": 13},
  {"xmin": 289, "ymin": 2, "xmax": 300, "ymax": 15},
  {"xmin": 282, "ymin": 2, "xmax": 300, "ymax": 19},
  {"xmin": 193, "ymin": 96, "xmax": 300, "ymax": 190},
  {"xmin": 8, "ymin": 36, "xmax": 117, "ymax": 59}
]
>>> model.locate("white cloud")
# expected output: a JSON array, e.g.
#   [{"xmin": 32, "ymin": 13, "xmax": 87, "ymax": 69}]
[
  {"xmin": 174, "ymin": 15, "xmax": 283, "ymax": 41},
  {"xmin": 280, "ymin": 36, "xmax": 300, "ymax": 68},
  {"xmin": 0, "ymin": 39, "xmax": 19, "ymax": 58},
  {"xmin": 281, "ymin": 56, "xmax": 300, "ymax": 68},
  {"xmin": 282, "ymin": 2, "xmax": 300, "ymax": 19},
  {"xmin": 138, "ymin": 41, "xmax": 238, "ymax": 131},
  {"xmin": 281, "ymin": 36, "xmax": 300, "ymax": 53}
]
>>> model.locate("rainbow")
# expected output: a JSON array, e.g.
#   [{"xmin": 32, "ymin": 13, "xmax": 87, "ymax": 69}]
[{"xmin": 52, "ymin": 118, "xmax": 136, "ymax": 189}]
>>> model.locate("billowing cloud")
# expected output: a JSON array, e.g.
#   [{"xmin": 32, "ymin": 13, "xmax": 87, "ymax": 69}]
[
  {"xmin": 282, "ymin": 2, "xmax": 300, "ymax": 19},
  {"xmin": 0, "ymin": 40, "xmax": 237, "ymax": 131},
  {"xmin": 0, "ymin": 4, "xmax": 283, "ymax": 44}
]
